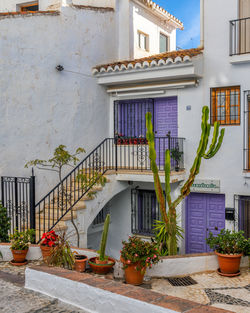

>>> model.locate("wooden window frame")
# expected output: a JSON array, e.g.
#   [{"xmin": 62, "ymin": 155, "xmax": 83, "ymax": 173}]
[
  {"xmin": 211, "ymin": 86, "xmax": 241, "ymax": 125},
  {"xmin": 20, "ymin": 3, "xmax": 39, "ymax": 13},
  {"xmin": 137, "ymin": 30, "xmax": 149, "ymax": 51},
  {"xmin": 159, "ymin": 32, "xmax": 169, "ymax": 53}
]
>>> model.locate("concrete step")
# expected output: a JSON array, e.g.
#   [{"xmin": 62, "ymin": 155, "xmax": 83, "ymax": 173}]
[{"xmin": 36, "ymin": 211, "xmax": 77, "ymax": 221}]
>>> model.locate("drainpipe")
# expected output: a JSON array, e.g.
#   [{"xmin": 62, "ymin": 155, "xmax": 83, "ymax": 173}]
[{"xmin": 199, "ymin": 0, "xmax": 204, "ymax": 48}]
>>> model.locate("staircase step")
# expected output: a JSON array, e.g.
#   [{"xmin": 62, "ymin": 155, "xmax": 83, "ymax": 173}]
[{"xmin": 36, "ymin": 211, "xmax": 77, "ymax": 222}]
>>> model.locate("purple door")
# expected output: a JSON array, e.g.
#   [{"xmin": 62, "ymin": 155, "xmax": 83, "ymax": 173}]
[
  {"xmin": 154, "ymin": 97, "xmax": 178, "ymax": 167},
  {"xmin": 186, "ymin": 193, "xmax": 225, "ymax": 254}
]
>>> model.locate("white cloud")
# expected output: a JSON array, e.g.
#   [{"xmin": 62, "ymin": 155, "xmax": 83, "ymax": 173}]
[{"xmin": 177, "ymin": 13, "xmax": 200, "ymax": 48}]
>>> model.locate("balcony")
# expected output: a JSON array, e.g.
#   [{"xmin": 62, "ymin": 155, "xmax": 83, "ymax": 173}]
[{"xmin": 230, "ymin": 17, "xmax": 250, "ymax": 62}]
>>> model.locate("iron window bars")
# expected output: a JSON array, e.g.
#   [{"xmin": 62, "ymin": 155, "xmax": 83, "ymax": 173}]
[
  {"xmin": 131, "ymin": 189, "xmax": 161, "ymax": 236},
  {"xmin": 210, "ymin": 86, "xmax": 240, "ymax": 125},
  {"xmin": 230, "ymin": 17, "xmax": 250, "ymax": 56}
]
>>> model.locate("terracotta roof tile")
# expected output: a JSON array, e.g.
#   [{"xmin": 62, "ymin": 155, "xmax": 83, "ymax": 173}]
[
  {"xmin": 0, "ymin": 11, "xmax": 59, "ymax": 18},
  {"xmin": 137, "ymin": 0, "xmax": 183, "ymax": 29},
  {"xmin": 93, "ymin": 48, "xmax": 203, "ymax": 74}
]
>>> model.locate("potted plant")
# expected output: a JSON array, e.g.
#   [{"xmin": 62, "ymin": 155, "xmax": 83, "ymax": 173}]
[
  {"xmin": 88, "ymin": 214, "xmax": 115, "ymax": 274},
  {"xmin": 170, "ymin": 146, "xmax": 183, "ymax": 172},
  {"xmin": 10, "ymin": 229, "xmax": 35, "ymax": 265},
  {"xmin": 206, "ymin": 229, "xmax": 249, "ymax": 276},
  {"xmin": 74, "ymin": 252, "xmax": 88, "ymax": 273},
  {"xmin": 120, "ymin": 236, "xmax": 160, "ymax": 285},
  {"xmin": 47, "ymin": 232, "xmax": 75, "ymax": 269},
  {"xmin": 40, "ymin": 230, "xmax": 58, "ymax": 262}
]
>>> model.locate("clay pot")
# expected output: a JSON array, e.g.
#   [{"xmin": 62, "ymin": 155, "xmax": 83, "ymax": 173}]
[
  {"xmin": 74, "ymin": 255, "xmax": 88, "ymax": 273},
  {"xmin": 121, "ymin": 257, "xmax": 146, "ymax": 285},
  {"xmin": 40, "ymin": 245, "xmax": 53, "ymax": 262},
  {"xmin": 88, "ymin": 257, "xmax": 115, "ymax": 275},
  {"xmin": 11, "ymin": 249, "xmax": 28, "ymax": 263},
  {"xmin": 215, "ymin": 251, "xmax": 243, "ymax": 275}
]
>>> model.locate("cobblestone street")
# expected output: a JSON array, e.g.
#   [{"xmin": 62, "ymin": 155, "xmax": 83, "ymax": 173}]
[{"xmin": 0, "ymin": 262, "xmax": 87, "ymax": 313}]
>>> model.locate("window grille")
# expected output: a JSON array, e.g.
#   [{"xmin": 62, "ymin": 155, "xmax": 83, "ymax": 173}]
[
  {"xmin": 234, "ymin": 195, "xmax": 250, "ymax": 238},
  {"xmin": 114, "ymin": 99, "xmax": 154, "ymax": 140},
  {"xmin": 131, "ymin": 189, "xmax": 161, "ymax": 236},
  {"xmin": 210, "ymin": 86, "xmax": 240, "ymax": 125},
  {"xmin": 93, "ymin": 205, "xmax": 110, "ymax": 226}
]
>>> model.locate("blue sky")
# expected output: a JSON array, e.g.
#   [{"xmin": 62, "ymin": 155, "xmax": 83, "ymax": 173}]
[{"xmin": 156, "ymin": 0, "xmax": 200, "ymax": 49}]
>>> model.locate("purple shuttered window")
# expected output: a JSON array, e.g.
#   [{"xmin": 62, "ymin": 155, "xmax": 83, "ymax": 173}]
[{"xmin": 114, "ymin": 99, "xmax": 154, "ymax": 138}]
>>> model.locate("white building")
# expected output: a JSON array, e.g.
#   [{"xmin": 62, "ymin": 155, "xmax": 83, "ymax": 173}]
[{"xmin": 0, "ymin": 0, "xmax": 249, "ymax": 257}]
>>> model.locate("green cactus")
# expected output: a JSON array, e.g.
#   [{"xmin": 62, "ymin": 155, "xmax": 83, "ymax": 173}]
[
  {"xmin": 146, "ymin": 106, "xmax": 225, "ymax": 255},
  {"xmin": 99, "ymin": 214, "xmax": 110, "ymax": 261}
]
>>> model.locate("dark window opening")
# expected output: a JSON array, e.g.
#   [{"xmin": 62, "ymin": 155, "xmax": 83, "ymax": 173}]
[
  {"xmin": 238, "ymin": 196, "xmax": 250, "ymax": 238},
  {"xmin": 131, "ymin": 189, "xmax": 161, "ymax": 236},
  {"xmin": 20, "ymin": 3, "xmax": 39, "ymax": 12}
]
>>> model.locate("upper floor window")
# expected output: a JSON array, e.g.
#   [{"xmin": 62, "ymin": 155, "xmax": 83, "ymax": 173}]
[
  {"xmin": 137, "ymin": 31, "xmax": 149, "ymax": 51},
  {"xmin": 160, "ymin": 33, "xmax": 169, "ymax": 53},
  {"xmin": 20, "ymin": 2, "xmax": 39, "ymax": 12},
  {"xmin": 211, "ymin": 86, "xmax": 240, "ymax": 125}
]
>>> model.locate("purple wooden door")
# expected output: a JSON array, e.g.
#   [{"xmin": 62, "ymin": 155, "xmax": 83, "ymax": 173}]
[
  {"xmin": 186, "ymin": 193, "xmax": 225, "ymax": 254},
  {"xmin": 154, "ymin": 97, "xmax": 178, "ymax": 166}
]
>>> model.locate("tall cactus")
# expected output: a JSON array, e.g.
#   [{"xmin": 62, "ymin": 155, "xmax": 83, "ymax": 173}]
[
  {"xmin": 146, "ymin": 106, "xmax": 225, "ymax": 255},
  {"xmin": 99, "ymin": 214, "xmax": 110, "ymax": 261}
]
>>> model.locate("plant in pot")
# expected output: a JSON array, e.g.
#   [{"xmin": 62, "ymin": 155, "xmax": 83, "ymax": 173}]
[
  {"xmin": 88, "ymin": 214, "xmax": 115, "ymax": 274},
  {"xmin": 40, "ymin": 230, "xmax": 58, "ymax": 262},
  {"xmin": 10, "ymin": 229, "xmax": 35, "ymax": 265},
  {"xmin": 170, "ymin": 145, "xmax": 183, "ymax": 172},
  {"xmin": 73, "ymin": 251, "xmax": 88, "ymax": 273},
  {"xmin": 120, "ymin": 236, "xmax": 160, "ymax": 285},
  {"xmin": 47, "ymin": 232, "xmax": 75, "ymax": 270},
  {"xmin": 206, "ymin": 229, "xmax": 249, "ymax": 276}
]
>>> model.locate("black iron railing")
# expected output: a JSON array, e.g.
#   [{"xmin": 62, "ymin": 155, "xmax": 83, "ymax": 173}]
[
  {"xmin": 230, "ymin": 17, "xmax": 250, "ymax": 56},
  {"xmin": 34, "ymin": 137, "xmax": 185, "ymax": 242},
  {"xmin": 1, "ymin": 175, "xmax": 35, "ymax": 235}
]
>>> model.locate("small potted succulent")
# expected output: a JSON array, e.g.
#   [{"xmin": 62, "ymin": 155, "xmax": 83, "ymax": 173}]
[
  {"xmin": 40, "ymin": 230, "xmax": 58, "ymax": 262},
  {"xmin": 206, "ymin": 229, "xmax": 249, "ymax": 276},
  {"xmin": 10, "ymin": 229, "xmax": 35, "ymax": 265},
  {"xmin": 88, "ymin": 214, "xmax": 115, "ymax": 274},
  {"xmin": 170, "ymin": 145, "xmax": 183, "ymax": 172},
  {"xmin": 120, "ymin": 236, "xmax": 160, "ymax": 285}
]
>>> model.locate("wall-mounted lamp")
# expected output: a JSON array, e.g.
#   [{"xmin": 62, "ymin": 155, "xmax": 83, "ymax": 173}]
[{"xmin": 56, "ymin": 65, "xmax": 64, "ymax": 72}]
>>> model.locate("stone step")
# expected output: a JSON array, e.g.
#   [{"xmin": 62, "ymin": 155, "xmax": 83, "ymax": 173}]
[{"xmin": 36, "ymin": 210, "xmax": 77, "ymax": 221}]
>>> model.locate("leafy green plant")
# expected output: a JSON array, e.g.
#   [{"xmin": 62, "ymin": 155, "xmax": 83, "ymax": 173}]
[
  {"xmin": 146, "ymin": 106, "xmax": 225, "ymax": 255},
  {"xmin": 170, "ymin": 146, "xmax": 183, "ymax": 163},
  {"xmin": 77, "ymin": 171, "xmax": 107, "ymax": 199},
  {"xmin": 0, "ymin": 202, "xmax": 11, "ymax": 243},
  {"xmin": 47, "ymin": 232, "xmax": 75, "ymax": 269},
  {"xmin": 98, "ymin": 214, "xmax": 110, "ymax": 261},
  {"xmin": 121, "ymin": 236, "xmax": 160, "ymax": 271},
  {"xmin": 153, "ymin": 218, "xmax": 183, "ymax": 256},
  {"xmin": 0, "ymin": 251, "xmax": 2, "ymax": 259},
  {"xmin": 10, "ymin": 229, "xmax": 35, "ymax": 250},
  {"xmin": 206, "ymin": 229, "xmax": 249, "ymax": 255}
]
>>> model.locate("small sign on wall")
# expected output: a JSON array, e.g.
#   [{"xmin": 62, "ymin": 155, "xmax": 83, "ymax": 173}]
[{"xmin": 190, "ymin": 179, "xmax": 220, "ymax": 193}]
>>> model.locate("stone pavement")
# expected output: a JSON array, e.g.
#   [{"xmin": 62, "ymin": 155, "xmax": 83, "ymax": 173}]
[
  {"xmin": 0, "ymin": 262, "xmax": 88, "ymax": 313},
  {"xmin": 151, "ymin": 268, "xmax": 250, "ymax": 313}
]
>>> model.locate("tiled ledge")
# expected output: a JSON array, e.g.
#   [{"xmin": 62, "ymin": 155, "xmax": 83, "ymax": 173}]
[
  {"xmin": 26, "ymin": 265, "xmax": 230, "ymax": 313},
  {"xmin": 0, "ymin": 11, "xmax": 60, "ymax": 20}
]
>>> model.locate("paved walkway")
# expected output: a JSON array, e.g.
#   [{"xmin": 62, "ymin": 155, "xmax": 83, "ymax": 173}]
[
  {"xmin": 0, "ymin": 262, "xmax": 87, "ymax": 313},
  {"xmin": 151, "ymin": 268, "xmax": 250, "ymax": 313}
]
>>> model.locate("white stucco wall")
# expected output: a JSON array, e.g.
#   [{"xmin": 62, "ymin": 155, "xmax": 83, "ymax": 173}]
[
  {"xmin": 132, "ymin": 1, "xmax": 177, "ymax": 58},
  {"xmin": 0, "ymin": 6, "xmax": 117, "ymax": 198},
  {"xmin": 87, "ymin": 181, "xmax": 182, "ymax": 259},
  {"xmin": 0, "ymin": 0, "xmax": 61, "ymax": 12}
]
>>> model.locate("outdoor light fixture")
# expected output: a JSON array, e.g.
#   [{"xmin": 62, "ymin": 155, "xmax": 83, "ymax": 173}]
[{"xmin": 56, "ymin": 65, "xmax": 64, "ymax": 72}]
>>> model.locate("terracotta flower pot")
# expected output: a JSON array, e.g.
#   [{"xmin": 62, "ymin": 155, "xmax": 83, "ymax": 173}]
[
  {"xmin": 215, "ymin": 251, "xmax": 243, "ymax": 275},
  {"xmin": 11, "ymin": 249, "xmax": 28, "ymax": 263},
  {"xmin": 88, "ymin": 257, "xmax": 115, "ymax": 275},
  {"xmin": 74, "ymin": 255, "xmax": 88, "ymax": 273},
  {"xmin": 121, "ymin": 257, "xmax": 146, "ymax": 285},
  {"xmin": 40, "ymin": 245, "xmax": 54, "ymax": 262}
]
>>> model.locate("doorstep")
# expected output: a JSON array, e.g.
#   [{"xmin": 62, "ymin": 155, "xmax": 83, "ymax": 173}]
[{"xmin": 25, "ymin": 265, "xmax": 230, "ymax": 313}]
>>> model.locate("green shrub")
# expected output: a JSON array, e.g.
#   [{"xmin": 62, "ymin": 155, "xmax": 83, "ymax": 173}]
[
  {"xmin": 0, "ymin": 202, "xmax": 11, "ymax": 242},
  {"xmin": 10, "ymin": 229, "xmax": 35, "ymax": 250},
  {"xmin": 206, "ymin": 229, "xmax": 248, "ymax": 255}
]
